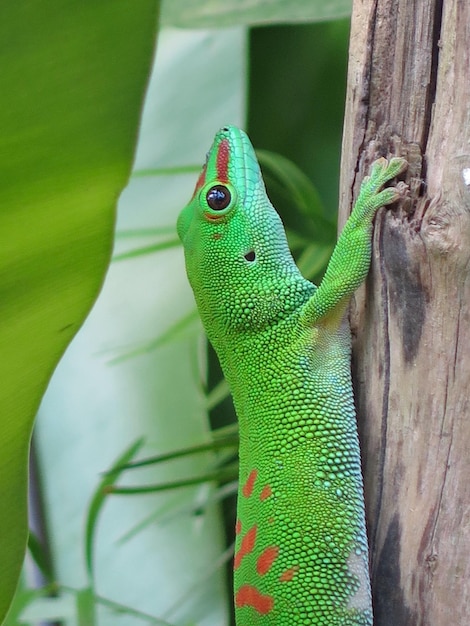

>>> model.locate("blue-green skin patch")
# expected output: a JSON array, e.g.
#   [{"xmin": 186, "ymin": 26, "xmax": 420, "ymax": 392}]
[{"xmin": 178, "ymin": 127, "xmax": 406, "ymax": 625}]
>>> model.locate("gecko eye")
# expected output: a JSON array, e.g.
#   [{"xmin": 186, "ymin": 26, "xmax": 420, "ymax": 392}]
[
  {"xmin": 206, "ymin": 185, "xmax": 231, "ymax": 211},
  {"xmin": 200, "ymin": 181, "xmax": 236, "ymax": 221}
]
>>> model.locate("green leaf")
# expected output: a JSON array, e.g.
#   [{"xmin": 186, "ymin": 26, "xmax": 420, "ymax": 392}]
[
  {"xmin": 76, "ymin": 587, "xmax": 96, "ymax": 626},
  {"xmin": 115, "ymin": 226, "xmax": 178, "ymax": 238},
  {"xmin": 3, "ymin": 582, "xmax": 51, "ymax": 625},
  {"xmin": 112, "ymin": 237, "xmax": 181, "ymax": 262},
  {"xmin": 117, "ymin": 480, "xmax": 239, "ymax": 544},
  {"xmin": 4, "ymin": 581, "xmax": 66, "ymax": 625},
  {"xmin": 111, "ymin": 435, "xmax": 239, "ymax": 473},
  {"xmin": 84, "ymin": 588, "xmax": 176, "ymax": 625},
  {"xmin": 85, "ymin": 439, "xmax": 144, "ymax": 583},
  {"xmin": 206, "ymin": 378, "xmax": 231, "ymax": 411},
  {"xmin": 257, "ymin": 149, "xmax": 329, "ymax": 225},
  {"xmin": 109, "ymin": 464, "xmax": 239, "ymax": 495},
  {"xmin": 0, "ymin": 2, "xmax": 159, "ymax": 621},
  {"xmin": 107, "ymin": 309, "xmax": 200, "ymax": 364},
  {"xmin": 27, "ymin": 532, "xmax": 54, "ymax": 585},
  {"xmin": 162, "ymin": 0, "xmax": 351, "ymax": 28},
  {"xmin": 131, "ymin": 165, "xmax": 201, "ymax": 178},
  {"xmin": 297, "ymin": 242, "xmax": 335, "ymax": 281}
]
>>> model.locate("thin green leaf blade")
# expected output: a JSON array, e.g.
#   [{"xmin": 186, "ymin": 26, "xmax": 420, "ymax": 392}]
[
  {"xmin": 297, "ymin": 243, "xmax": 335, "ymax": 281},
  {"xmin": 109, "ymin": 466, "xmax": 239, "ymax": 495},
  {"xmin": 85, "ymin": 439, "xmax": 144, "ymax": 583},
  {"xmin": 257, "ymin": 149, "xmax": 328, "ymax": 223},
  {"xmin": 162, "ymin": 0, "xmax": 351, "ymax": 28},
  {"xmin": 27, "ymin": 532, "xmax": 54, "ymax": 585},
  {"xmin": 76, "ymin": 587, "xmax": 97, "ymax": 626}
]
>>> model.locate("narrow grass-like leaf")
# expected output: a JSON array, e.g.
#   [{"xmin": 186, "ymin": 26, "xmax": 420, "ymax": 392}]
[
  {"xmin": 297, "ymin": 242, "xmax": 335, "ymax": 281},
  {"xmin": 27, "ymin": 531, "xmax": 54, "ymax": 584},
  {"xmin": 93, "ymin": 594, "xmax": 175, "ymax": 625},
  {"xmin": 62, "ymin": 586, "xmax": 175, "ymax": 625},
  {"xmin": 162, "ymin": 0, "xmax": 351, "ymax": 28},
  {"xmin": 76, "ymin": 586, "xmax": 96, "ymax": 626},
  {"xmin": 257, "ymin": 149, "xmax": 329, "ymax": 223},
  {"xmin": 117, "ymin": 481, "xmax": 239, "ymax": 544},
  {"xmin": 108, "ymin": 309, "xmax": 200, "ymax": 364},
  {"xmin": 109, "ymin": 464, "xmax": 239, "ymax": 495},
  {"xmin": 112, "ymin": 237, "xmax": 181, "ymax": 262},
  {"xmin": 115, "ymin": 226, "xmax": 177, "ymax": 239},
  {"xmin": 110, "ymin": 435, "xmax": 239, "ymax": 473},
  {"xmin": 3, "ymin": 583, "xmax": 58, "ymax": 625},
  {"xmin": 85, "ymin": 439, "xmax": 144, "ymax": 583},
  {"xmin": 211, "ymin": 423, "xmax": 239, "ymax": 439},
  {"xmin": 132, "ymin": 164, "xmax": 201, "ymax": 178},
  {"xmin": 206, "ymin": 378, "xmax": 231, "ymax": 411},
  {"xmin": 162, "ymin": 544, "xmax": 235, "ymax": 623},
  {"xmin": 285, "ymin": 229, "xmax": 312, "ymax": 253}
]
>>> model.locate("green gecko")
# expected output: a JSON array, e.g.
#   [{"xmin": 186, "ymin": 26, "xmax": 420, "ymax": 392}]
[{"xmin": 177, "ymin": 126, "xmax": 407, "ymax": 625}]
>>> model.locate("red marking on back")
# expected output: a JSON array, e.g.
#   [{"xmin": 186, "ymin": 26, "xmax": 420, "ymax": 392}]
[
  {"xmin": 234, "ymin": 525, "xmax": 257, "ymax": 570},
  {"xmin": 267, "ymin": 517, "xmax": 274, "ymax": 525},
  {"xmin": 256, "ymin": 546, "xmax": 279, "ymax": 575},
  {"xmin": 235, "ymin": 585, "xmax": 274, "ymax": 614},
  {"xmin": 212, "ymin": 232, "xmax": 222, "ymax": 240},
  {"xmin": 279, "ymin": 566, "xmax": 299, "ymax": 582},
  {"xmin": 242, "ymin": 469, "xmax": 258, "ymax": 498},
  {"xmin": 260, "ymin": 485, "xmax": 272, "ymax": 501},
  {"xmin": 235, "ymin": 519, "xmax": 242, "ymax": 535},
  {"xmin": 191, "ymin": 163, "xmax": 207, "ymax": 198},
  {"xmin": 216, "ymin": 139, "xmax": 230, "ymax": 183}
]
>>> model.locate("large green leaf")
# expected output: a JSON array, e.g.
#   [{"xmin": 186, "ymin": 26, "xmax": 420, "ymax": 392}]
[
  {"xmin": 0, "ymin": 1, "xmax": 159, "ymax": 622},
  {"xmin": 162, "ymin": 0, "xmax": 351, "ymax": 28}
]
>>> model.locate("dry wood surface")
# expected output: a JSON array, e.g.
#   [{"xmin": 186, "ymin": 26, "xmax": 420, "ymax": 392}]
[{"xmin": 340, "ymin": 1, "xmax": 470, "ymax": 624}]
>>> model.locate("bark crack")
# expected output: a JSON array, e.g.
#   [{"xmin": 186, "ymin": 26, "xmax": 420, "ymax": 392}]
[
  {"xmin": 370, "ymin": 215, "xmax": 391, "ymax": 563},
  {"xmin": 421, "ymin": 0, "xmax": 444, "ymax": 159}
]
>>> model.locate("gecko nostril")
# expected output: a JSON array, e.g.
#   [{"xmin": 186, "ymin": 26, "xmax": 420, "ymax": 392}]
[{"xmin": 244, "ymin": 250, "xmax": 256, "ymax": 262}]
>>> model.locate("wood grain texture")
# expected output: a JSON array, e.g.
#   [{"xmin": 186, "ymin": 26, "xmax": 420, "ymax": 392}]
[{"xmin": 340, "ymin": 1, "xmax": 470, "ymax": 624}]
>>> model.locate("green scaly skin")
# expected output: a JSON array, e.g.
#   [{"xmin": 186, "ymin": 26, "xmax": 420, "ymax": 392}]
[{"xmin": 177, "ymin": 127, "xmax": 407, "ymax": 625}]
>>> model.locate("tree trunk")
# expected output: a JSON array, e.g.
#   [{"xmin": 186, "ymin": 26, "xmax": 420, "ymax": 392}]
[{"xmin": 339, "ymin": 1, "xmax": 470, "ymax": 624}]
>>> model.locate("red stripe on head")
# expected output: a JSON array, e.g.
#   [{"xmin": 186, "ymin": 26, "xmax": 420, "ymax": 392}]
[
  {"xmin": 234, "ymin": 525, "xmax": 257, "ymax": 570},
  {"xmin": 235, "ymin": 585, "xmax": 274, "ymax": 614},
  {"xmin": 216, "ymin": 139, "xmax": 230, "ymax": 183},
  {"xmin": 242, "ymin": 469, "xmax": 258, "ymax": 498},
  {"xmin": 256, "ymin": 546, "xmax": 279, "ymax": 575},
  {"xmin": 279, "ymin": 566, "xmax": 299, "ymax": 582},
  {"xmin": 260, "ymin": 485, "xmax": 272, "ymax": 501},
  {"xmin": 235, "ymin": 519, "xmax": 242, "ymax": 535}
]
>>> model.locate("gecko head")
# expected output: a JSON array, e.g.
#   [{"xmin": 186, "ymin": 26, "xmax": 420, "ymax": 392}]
[{"xmin": 177, "ymin": 126, "xmax": 310, "ymax": 339}]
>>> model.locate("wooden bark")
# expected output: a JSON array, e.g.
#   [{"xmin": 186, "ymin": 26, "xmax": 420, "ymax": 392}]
[{"xmin": 340, "ymin": 1, "xmax": 470, "ymax": 624}]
